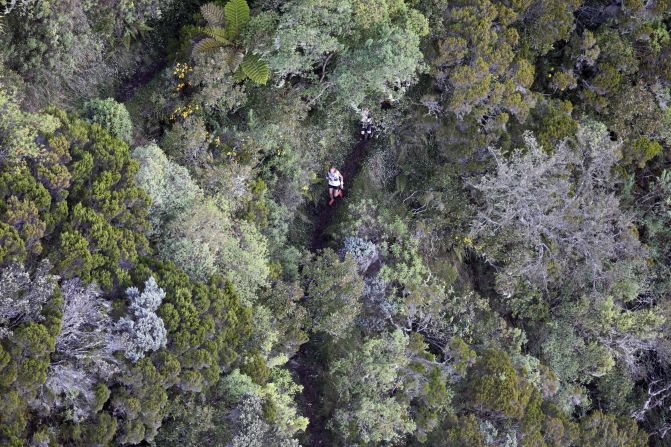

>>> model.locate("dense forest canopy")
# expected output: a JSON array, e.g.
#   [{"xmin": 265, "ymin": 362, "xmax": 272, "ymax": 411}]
[{"xmin": 1, "ymin": 0, "xmax": 671, "ymax": 445}]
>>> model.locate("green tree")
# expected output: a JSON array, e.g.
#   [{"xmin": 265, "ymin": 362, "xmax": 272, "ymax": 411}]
[
  {"xmin": 160, "ymin": 199, "xmax": 270, "ymax": 304},
  {"xmin": 329, "ymin": 330, "xmax": 416, "ymax": 444},
  {"xmin": 464, "ymin": 348, "xmax": 535, "ymax": 420},
  {"xmin": 579, "ymin": 411, "xmax": 646, "ymax": 447},
  {"xmin": 270, "ymin": 0, "xmax": 427, "ymax": 106},
  {"xmin": 133, "ymin": 144, "xmax": 202, "ymax": 236},
  {"xmin": 301, "ymin": 248, "xmax": 363, "ymax": 338},
  {"xmin": 433, "ymin": 0, "xmax": 536, "ymax": 124}
]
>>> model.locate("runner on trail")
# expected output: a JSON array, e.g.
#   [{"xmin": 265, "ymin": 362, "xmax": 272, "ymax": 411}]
[
  {"xmin": 360, "ymin": 108, "xmax": 374, "ymax": 140},
  {"xmin": 327, "ymin": 167, "xmax": 344, "ymax": 206}
]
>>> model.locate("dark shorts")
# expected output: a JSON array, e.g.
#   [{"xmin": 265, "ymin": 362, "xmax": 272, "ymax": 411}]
[{"xmin": 329, "ymin": 184, "xmax": 342, "ymax": 191}]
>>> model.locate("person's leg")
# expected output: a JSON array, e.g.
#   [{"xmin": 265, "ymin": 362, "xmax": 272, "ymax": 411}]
[{"xmin": 329, "ymin": 187, "xmax": 335, "ymax": 205}]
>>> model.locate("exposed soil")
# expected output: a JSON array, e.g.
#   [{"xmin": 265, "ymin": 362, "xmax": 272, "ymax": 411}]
[
  {"xmin": 115, "ymin": 57, "xmax": 168, "ymax": 103},
  {"xmin": 290, "ymin": 340, "xmax": 329, "ymax": 446}
]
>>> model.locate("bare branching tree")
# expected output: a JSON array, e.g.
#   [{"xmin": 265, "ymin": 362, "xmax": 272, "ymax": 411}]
[
  {"xmin": 0, "ymin": 260, "xmax": 58, "ymax": 338},
  {"xmin": 42, "ymin": 278, "xmax": 126, "ymax": 421},
  {"xmin": 54, "ymin": 279, "xmax": 126, "ymax": 377},
  {"xmin": 469, "ymin": 122, "xmax": 643, "ymax": 295},
  {"xmin": 633, "ymin": 377, "xmax": 671, "ymax": 438}
]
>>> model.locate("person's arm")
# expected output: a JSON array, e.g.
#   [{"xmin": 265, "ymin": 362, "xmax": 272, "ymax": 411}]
[{"xmin": 339, "ymin": 172, "xmax": 344, "ymax": 188}]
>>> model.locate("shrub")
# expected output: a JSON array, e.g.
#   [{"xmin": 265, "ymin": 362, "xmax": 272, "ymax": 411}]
[
  {"xmin": 301, "ymin": 249, "xmax": 363, "ymax": 338},
  {"xmin": 83, "ymin": 98, "xmax": 133, "ymax": 143},
  {"xmin": 0, "ymin": 106, "xmax": 151, "ymax": 290},
  {"xmin": 342, "ymin": 236, "xmax": 379, "ymax": 273}
]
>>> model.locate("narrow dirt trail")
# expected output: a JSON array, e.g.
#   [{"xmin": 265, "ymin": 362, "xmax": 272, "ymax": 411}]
[
  {"xmin": 310, "ymin": 138, "xmax": 373, "ymax": 250},
  {"xmin": 115, "ymin": 57, "xmax": 168, "ymax": 103},
  {"xmin": 292, "ymin": 137, "xmax": 373, "ymax": 447}
]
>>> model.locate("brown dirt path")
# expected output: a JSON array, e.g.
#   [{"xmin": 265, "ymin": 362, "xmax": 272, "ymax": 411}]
[
  {"xmin": 115, "ymin": 57, "xmax": 168, "ymax": 103},
  {"xmin": 310, "ymin": 138, "xmax": 373, "ymax": 250},
  {"xmin": 292, "ymin": 137, "xmax": 373, "ymax": 446}
]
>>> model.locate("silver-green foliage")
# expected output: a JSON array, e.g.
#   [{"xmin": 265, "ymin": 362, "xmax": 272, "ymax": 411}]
[
  {"xmin": 160, "ymin": 200, "xmax": 270, "ymax": 304},
  {"xmin": 301, "ymin": 249, "xmax": 363, "ymax": 338},
  {"xmin": 133, "ymin": 144, "xmax": 202, "ymax": 235},
  {"xmin": 330, "ymin": 330, "xmax": 416, "ymax": 444},
  {"xmin": 270, "ymin": 0, "xmax": 426, "ymax": 105},
  {"xmin": 45, "ymin": 279, "xmax": 120, "ymax": 421},
  {"xmin": 116, "ymin": 277, "xmax": 167, "ymax": 362},
  {"xmin": 230, "ymin": 394, "xmax": 300, "ymax": 447},
  {"xmin": 134, "ymin": 145, "xmax": 269, "ymax": 304},
  {"xmin": 342, "ymin": 236, "xmax": 378, "ymax": 272},
  {"xmin": 470, "ymin": 122, "xmax": 642, "ymax": 295},
  {"xmin": 0, "ymin": 260, "xmax": 57, "ymax": 338}
]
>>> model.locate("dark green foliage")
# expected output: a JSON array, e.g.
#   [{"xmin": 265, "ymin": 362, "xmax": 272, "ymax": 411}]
[
  {"xmin": 0, "ymin": 102, "xmax": 150, "ymax": 290},
  {"xmin": 464, "ymin": 348, "xmax": 535, "ymax": 420},
  {"xmin": 2, "ymin": 0, "xmax": 173, "ymax": 108},
  {"xmin": 27, "ymin": 113, "xmax": 147, "ymax": 288},
  {"xmin": 579, "ymin": 411, "xmax": 647, "ymax": 447},
  {"xmin": 83, "ymin": 98, "xmax": 134, "ymax": 143},
  {"xmin": 0, "ymin": 323, "xmax": 56, "ymax": 444},
  {"xmin": 429, "ymin": 414, "xmax": 486, "ymax": 447},
  {"xmin": 132, "ymin": 259, "xmax": 253, "ymax": 379}
]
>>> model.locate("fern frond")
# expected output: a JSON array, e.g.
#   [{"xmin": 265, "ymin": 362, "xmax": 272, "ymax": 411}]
[
  {"xmin": 224, "ymin": 0, "xmax": 250, "ymax": 39},
  {"xmin": 223, "ymin": 49, "xmax": 245, "ymax": 71},
  {"xmin": 193, "ymin": 37, "xmax": 224, "ymax": 55},
  {"xmin": 201, "ymin": 26, "xmax": 230, "ymax": 44},
  {"xmin": 201, "ymin": 3, "xmax": 225, "ymax": 27},
  {"xmin": 241, "ymin": 53, "xmax": 269, "ymax": 85},
  {"xmin": 232, "ymin": 67, "xmax": 247, "ymax": 83}
]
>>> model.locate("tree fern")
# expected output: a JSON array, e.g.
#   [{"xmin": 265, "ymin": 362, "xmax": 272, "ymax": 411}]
[
  {"xmin": 241, "ymin": 53, "xmax": 269, "ymax": 85},
  {"xmin": 192, "ymin": 3, "xmax": 233, "ymax": 56},
  {"xmin": 192, "ymin": 26, "xmax": 230, "ymax": 55},
  {"xmin": 122, "ymin": 21, "xmax": 152, "ymax": 49},
  {"xmin": 192, "ymin": 1, "xmax": 268, "ymax": 84},
  {"xmin": 232, "ymin": 68, "xmax": 248, "ymax": 83},
  {"xmin": 224, "ymin": 0, "xmax": 250, "ymax": 39}
]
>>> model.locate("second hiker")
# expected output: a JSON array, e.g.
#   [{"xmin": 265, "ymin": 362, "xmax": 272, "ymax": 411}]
[{"xmin": 360, "ymin": 108, "xmax": 374, "ymax": 140}]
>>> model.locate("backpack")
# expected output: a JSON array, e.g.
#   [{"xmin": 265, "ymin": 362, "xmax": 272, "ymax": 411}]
[{"xmin": 327, "ymin": 171, "xmax": 341, "ymax": 185}]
